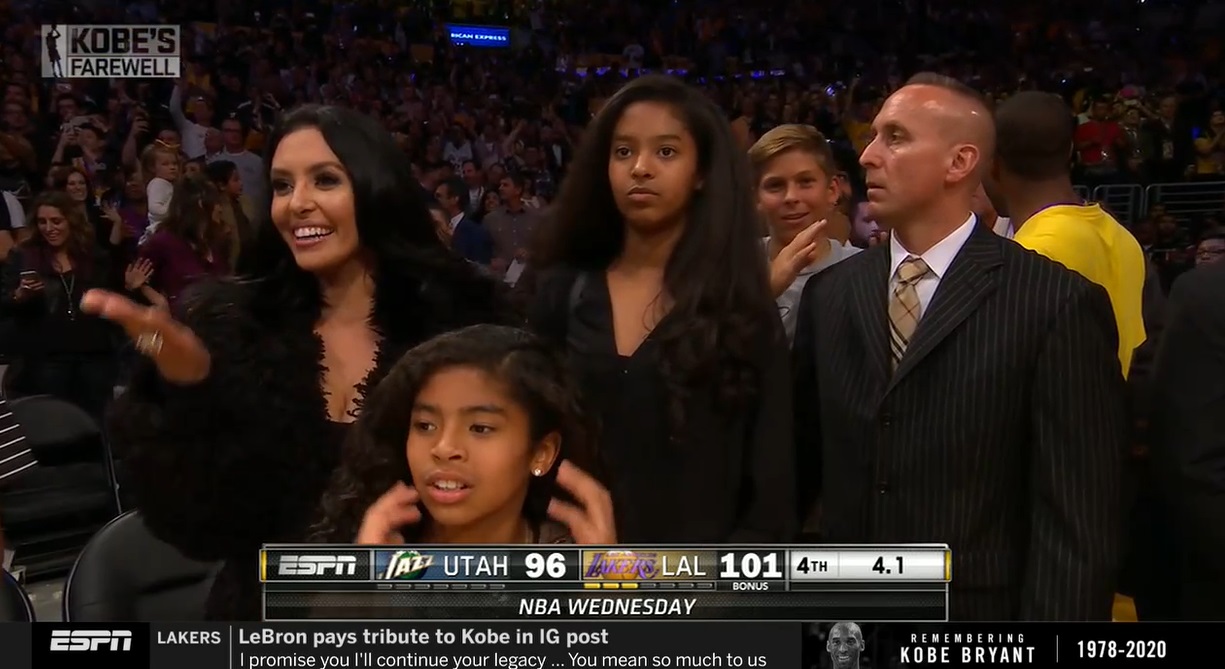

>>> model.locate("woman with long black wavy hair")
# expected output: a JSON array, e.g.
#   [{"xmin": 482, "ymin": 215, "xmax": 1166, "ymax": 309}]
[
  {"xmin": 527, "ymin": 75, "xmax": 795, "ymax": 544},
  {"xmin": 82, "ymin": 105, "xmax": 516, "ymax": 620}
]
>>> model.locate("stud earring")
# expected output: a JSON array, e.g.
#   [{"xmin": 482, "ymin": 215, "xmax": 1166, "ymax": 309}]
[{"xmin": 532, "ymin": 468, "xmax": 543, "ymax": 476}]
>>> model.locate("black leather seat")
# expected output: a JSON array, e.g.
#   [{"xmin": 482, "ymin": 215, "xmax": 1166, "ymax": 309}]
[
  {"xmin": 0, "ymin": 395, "xmax": 121, "ymax": 577},
  {"xmin": 0, "ymin": 569, "xmax": 35, "ymax": 622},
  {"xmin": 9, "ymin": 394, "xmax": 108, "ymax": 465},
  {"xmin": 64, "ymin": 510, "xmax": 222, "ymax": 621}
]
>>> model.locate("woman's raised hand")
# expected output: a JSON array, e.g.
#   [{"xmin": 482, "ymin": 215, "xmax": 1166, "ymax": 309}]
[
  {"xmin": 356, "ymin": 482, "xmax": 422, "ymax": 545},
  {"xmin": 79, "ymin": 289, "xmax": 210, "ymax": 385},
  {"xmin": 123, "ymin": 259, "xmax": 154, "ymax": 291},
  {"xmin": 547, "ymin": 461, "xmax": 617, "ymax": 544}
]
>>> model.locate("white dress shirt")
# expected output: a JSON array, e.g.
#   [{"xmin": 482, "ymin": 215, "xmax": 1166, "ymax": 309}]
[
  {"xmin": 168, "ymin": 85, "xmax": 209, "ymax": 159},
  {"xmin": 1, "ymin": 191, "xmax": 24, "ymax": 230},
  {"xmin": 992, "ymin": 216, "xmax": 1013, "ymax": 239},
  {"xmin": 467, "ymin": 186, "xmax": 485, "ymax": 213},
  {"xmin": 888, "ymin": 214, "xmax": 977, "ymax": 312}
]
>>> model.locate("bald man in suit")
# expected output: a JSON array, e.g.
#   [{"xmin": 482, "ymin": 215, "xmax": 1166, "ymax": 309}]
[{"xmin": 793, "ymin": 73, "xmax": 1128, "ymax": 620}]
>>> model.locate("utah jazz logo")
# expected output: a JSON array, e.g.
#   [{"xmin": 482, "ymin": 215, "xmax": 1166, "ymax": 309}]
[{"xmin": 380, "ymin": 550, "xmax": 435, "ymax": 579}]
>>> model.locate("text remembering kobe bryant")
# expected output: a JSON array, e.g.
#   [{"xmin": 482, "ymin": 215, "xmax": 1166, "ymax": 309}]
[{"xmin": 226, "ymin": 622, "xmax": 789, "ymax": 669}]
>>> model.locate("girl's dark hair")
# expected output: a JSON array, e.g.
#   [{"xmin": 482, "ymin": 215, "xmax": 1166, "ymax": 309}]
[
  {"xmin": 161, "ymin": 175, "xmax": 224, "ymax": 250},
  {"xmin": 474, "ymin": 191, "xmax": 501, "ymax": 223},
  {"xmin": 205, "ymin": 159, "xmax": 238, "ymax": 187},
  {"xmin": 309, "ymin": 324, "xmax": 594, "ymax": 543},
  {"xmin": 238, "ymin": 105, "xmax": 514, "ymax": 329},
  {"xmin": 533, "ymin": 75, "xmax": 777, "ymax": 429}
]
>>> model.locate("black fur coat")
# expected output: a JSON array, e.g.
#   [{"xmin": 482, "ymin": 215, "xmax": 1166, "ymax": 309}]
[{"xmin": 109, "ymin": 267, "xmax": 516, "ymax": 621}]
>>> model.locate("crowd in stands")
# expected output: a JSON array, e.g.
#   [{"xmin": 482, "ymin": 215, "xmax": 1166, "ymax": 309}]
[{"xmin": 0, "ymin": 0, "xmax": 1221, "ymax": 625}]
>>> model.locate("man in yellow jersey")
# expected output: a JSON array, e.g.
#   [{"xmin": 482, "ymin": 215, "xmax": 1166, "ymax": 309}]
[{"xmin": 990, "ymin": 91, "xmax": 1147, "ymax": 375}]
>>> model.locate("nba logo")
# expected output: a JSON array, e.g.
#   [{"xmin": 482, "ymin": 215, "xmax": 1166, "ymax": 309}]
[{"xmin": 42, "ymin": 25, "xmax": 180, "ymax": 80}]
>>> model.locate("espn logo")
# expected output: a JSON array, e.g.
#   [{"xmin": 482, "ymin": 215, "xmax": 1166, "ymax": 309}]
[
  {"xmin": 50, "ymin": 629, "xmax": 132, "ymax": 651},
  {"xmin": 278, "ymin": 554, "xmax": 357, "ymax": 577}
]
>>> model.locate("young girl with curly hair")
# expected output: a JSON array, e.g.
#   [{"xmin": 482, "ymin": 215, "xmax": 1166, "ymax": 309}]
[{"xmin": 311, "ymin": 324, "xmax": 615, "ymax": 547}]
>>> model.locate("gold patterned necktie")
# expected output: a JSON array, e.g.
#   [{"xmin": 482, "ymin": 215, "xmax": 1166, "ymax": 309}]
[{"xmin": 889, "ymin": 256, "xmax": 931, "ymax": 370}]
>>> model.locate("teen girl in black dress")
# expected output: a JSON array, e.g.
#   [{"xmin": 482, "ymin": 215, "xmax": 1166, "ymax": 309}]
[{"xmin": 528, "ymin": 76, "xmax": 795, "ymax": 544}]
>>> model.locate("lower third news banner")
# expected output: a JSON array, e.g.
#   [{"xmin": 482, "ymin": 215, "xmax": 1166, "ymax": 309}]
[
  {"xmin": 25, "ymin": 622, "xmax": 787, "ymax": 669},
  {"xmin": 10, "ymin": 621, "xmax": 1219, "ymax": 669}
]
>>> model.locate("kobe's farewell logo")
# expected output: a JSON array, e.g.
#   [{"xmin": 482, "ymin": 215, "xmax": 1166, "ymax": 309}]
[
  {"xmin": 827, "ymin": 622, "xmax": 863, "ymax": 669},
  {"xmin": 44, "ymin": 25, "xmax": 65, "ymax": 78}
]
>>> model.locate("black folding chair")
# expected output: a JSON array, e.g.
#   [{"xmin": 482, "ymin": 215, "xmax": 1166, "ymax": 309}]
[
  {"xmin": 1, "ymin": 395, "xmax": 121, "ymax": 577},
  {"xmin": 64, "ymin": 510, "xmax": 221, "ymax": 621},
  {"xmin": 8, "ymin": 394, "xmax": 121, "ymax": 513}
]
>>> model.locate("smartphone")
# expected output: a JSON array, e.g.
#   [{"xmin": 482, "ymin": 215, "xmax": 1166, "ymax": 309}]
[{"xmin": 19, "ymin": 270, "xmax": 38, "ymax": 283}]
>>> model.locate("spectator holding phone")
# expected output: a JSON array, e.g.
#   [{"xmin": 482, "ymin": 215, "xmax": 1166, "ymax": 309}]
[
  {"xmin": 0, "ymin": 192, "xmax": 150, "ymax": 419},
  {"xmin": 120, "ymin": 108, "xmax": 152, "ymax": 170},
  {"xmin": 168, "ymin": 83, "xmax": 215, "ymax": 160}
]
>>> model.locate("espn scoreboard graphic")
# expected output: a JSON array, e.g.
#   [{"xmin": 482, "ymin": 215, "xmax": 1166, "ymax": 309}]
[{"xmin": 260, "ymin": 544, "xmax": 950, "ymax": 621}]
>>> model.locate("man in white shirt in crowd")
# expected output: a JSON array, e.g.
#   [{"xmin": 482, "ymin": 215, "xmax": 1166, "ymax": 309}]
[
  {"xmin": 443, "ymin": 127, "xmax": 474, "ymax": 171},
  {"xmin": 207, "ymin": 116, "xmax": 264, "ymax": 207},
  {"xmin": 168, "ymin": 83, "xmax": 214, "ymax": 160}
]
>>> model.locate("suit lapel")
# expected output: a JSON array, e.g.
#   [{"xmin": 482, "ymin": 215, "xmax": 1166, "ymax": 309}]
[
  {"xmin": 888, "ymin": 225, "xmax": 1003, "ymax": 391},
  {"xmin": 849, "ymin": 245, "xmax": 893, "ymax": 385}
]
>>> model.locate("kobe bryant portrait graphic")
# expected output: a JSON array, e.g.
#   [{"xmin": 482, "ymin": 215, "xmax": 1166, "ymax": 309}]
[
  {"xmin": 827, "ymin": 622, "xmax": 863, "ymax": 669},
  {"xmin": 43, "ymin": 24, "xmax": 66, "ymax": 78}
]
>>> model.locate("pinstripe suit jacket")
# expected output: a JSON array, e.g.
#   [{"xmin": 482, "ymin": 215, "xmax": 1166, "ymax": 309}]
[{"xmin": 792, "ymin": 224, "xmax": 1128, "ymax": 621}]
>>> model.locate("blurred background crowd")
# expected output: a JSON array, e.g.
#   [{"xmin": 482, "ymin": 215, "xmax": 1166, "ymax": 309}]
[{"xmin": 0, "ymin": 0, "xmax": 1222, "ymax": 629}]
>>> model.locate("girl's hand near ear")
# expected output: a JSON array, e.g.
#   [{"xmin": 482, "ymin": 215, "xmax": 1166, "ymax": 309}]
[
  {"xmin": 547, "ymin": 461, "xmax": 616, "ymax": 544},
  {"xmin": 356, "ymin": 482, "xmax": 422, "ymax": 544}
]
